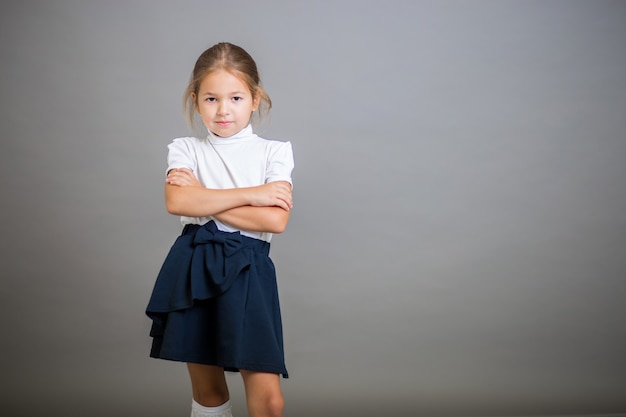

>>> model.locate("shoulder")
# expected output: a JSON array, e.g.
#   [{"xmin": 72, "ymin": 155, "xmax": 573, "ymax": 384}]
[
  {"xmin": 168, "ymin": 136, "xmax": 203, "ymax": 148},
  {"xmin": 253, "ymin": 135, "xmax": 293, "ymax": 154},
  {"xmin": 254, "ymin": 136, "xmax": 294, "ymax": 171},
  {"xmin": 167, "ymin": 136, "xmax": 209, "ymax": 154},
  {"xmin": 166, "ymin": 137, "xmax": 207, "ymax": 168},
  {"xmin": 259, "ymin": 138, "xmax": 293, "ymax": 165}
]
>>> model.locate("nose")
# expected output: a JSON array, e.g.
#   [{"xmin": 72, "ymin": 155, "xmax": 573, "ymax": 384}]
[{"xmin": 217, "ymin": 101, "xmax": 229, "ymax": 116}]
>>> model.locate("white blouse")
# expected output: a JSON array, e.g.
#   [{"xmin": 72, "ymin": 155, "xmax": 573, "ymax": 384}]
[{"xmin": 167, "ymin": 125, "xmax": 294, "ymax": 242}]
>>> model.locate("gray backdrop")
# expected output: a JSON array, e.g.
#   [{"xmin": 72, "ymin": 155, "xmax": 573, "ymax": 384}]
[{"xmin": 1, "ymin": 1, "xmax": 625, "ymax": 416}]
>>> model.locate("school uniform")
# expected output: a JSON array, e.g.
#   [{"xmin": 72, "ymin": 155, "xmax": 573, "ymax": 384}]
[{"xmin": 146, "ymin": 125, "xmax": 293, "ymax": 378}]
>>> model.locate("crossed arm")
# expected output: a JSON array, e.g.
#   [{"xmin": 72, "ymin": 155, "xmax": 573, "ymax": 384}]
[{"xmin": 164, "ymin": 168, "xmax": 292, "ymax": 234}]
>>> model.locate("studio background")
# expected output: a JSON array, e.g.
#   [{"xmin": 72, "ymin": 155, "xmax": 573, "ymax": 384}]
[{"xmin": 1, "ymin": 1, "xmax": 625, "ymax": 416}]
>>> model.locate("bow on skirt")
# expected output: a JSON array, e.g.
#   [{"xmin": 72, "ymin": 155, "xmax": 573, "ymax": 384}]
[{"xmin": 146, "ymin": 221, "xmax": 268, "ymax": 321}]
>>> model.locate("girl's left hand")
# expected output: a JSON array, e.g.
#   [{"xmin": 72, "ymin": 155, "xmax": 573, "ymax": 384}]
[{"xmin": 166, "ymin": 168, "xmax": 201, "ymax": 187}]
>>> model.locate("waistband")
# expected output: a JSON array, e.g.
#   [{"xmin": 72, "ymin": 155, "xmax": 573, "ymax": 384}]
[{"xmin": 182, "ymin": 221, "xmax": 270, "ymax": 253}]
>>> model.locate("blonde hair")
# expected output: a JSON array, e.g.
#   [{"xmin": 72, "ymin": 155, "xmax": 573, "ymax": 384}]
[{"xmin": 183, "ymin": 42, "xmax": 271, "ymax": 133}]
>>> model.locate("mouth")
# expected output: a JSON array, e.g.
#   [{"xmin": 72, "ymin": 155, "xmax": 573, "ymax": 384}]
[{"xmin": 216, "ymin": 121, "xmax": 232, "ymax": 127}]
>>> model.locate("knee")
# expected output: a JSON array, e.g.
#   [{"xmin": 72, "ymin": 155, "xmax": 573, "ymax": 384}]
[
  {"xmin": 263, "ymin": 393, "xmax": 285, "ymax": 417},
  {"xmin": 188, "ymin": 363, "xmax": 230, "ymax": 407},
  {"xmin": 242, "ymin": 370, "xmax": 284, "ymax": 417},
  {"xmin": 249, "ymin": 392, "xmax": 284, "ymax": 417},
  {"xmin": 270, "ymin": 394, "xmax": 285, "ymax": 416}
]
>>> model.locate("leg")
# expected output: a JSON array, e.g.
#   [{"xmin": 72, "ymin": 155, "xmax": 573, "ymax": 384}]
[
  {"xmin": 240, "ymin": 370, "xmax": 284, "ymax": 417},
  {"xmin": 187, "ymin": 363, "xmax": 230, "ymax": 407}
]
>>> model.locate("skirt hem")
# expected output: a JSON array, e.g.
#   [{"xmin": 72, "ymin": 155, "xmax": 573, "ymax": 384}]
[{"xmin": 150, "ymin": 351, "xmax": 289, "ymax": 378}]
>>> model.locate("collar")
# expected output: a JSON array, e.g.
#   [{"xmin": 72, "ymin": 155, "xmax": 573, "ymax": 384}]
[{"xmin": 207, "ymin": 124, "xmax": 255, "ymax": 145}]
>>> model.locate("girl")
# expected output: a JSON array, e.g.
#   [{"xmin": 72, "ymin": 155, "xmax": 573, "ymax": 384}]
[{"xmin": 146, "ymin": 42, "xmax": 294, "ymax": 417}]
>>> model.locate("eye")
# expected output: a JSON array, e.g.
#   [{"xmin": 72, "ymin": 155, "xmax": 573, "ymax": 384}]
[
  {"xmin": 205, "ymin": 97, "xmax": 216, "ymax": 102},
  {"xmin": 232, "ymin": 96, "xmax": 243, "ymax": 102}
]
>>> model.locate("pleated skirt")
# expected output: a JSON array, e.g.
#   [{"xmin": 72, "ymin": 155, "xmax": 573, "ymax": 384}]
[{"xmin": 146, "ymin": 220, "xmax": 288, "ymax": 377}]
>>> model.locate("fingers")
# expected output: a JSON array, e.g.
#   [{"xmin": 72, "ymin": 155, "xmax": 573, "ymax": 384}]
[
  {"xmin": 268, "ymin": 182, "xmax": 292, "ymax": 204},
  {"xmin": 273, "ymin": 183, "xmax": 293, "ymax": 210},
  {"xmin": 249, "ymin": 182, "xmax": 293, "ymax": 210},
  {"xmin": 166, "ymin": 168, "xmax": 200, "ymax": 186},
  {"xmin": 274, "ymin": 196, "xmax": 291, "ymax": 211}
]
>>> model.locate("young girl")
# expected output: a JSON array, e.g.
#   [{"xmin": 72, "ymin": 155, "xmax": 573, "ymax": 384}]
[{"xmin": 146, "ymin": 42, "xmax": 294, "ymax": 417}]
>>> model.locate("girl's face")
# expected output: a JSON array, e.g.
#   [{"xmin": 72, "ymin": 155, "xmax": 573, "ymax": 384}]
[{"xmin": 194, "ymin": 69, "xmax": 259, "ymax": 137}]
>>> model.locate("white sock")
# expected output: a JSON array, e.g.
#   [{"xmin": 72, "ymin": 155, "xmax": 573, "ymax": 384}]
[{"xmin": 191, "ymin": 399, "xmax": 233, "ymax": 417}]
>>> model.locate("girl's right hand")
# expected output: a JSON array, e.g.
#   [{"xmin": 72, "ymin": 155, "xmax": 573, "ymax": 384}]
[
  {"xmin": 166, "ymin": 168, "xmax": 201, "ymax": 187},
  {"xmin": 249, "ymin": 181, "xmax": 293, "ymax": 211}
]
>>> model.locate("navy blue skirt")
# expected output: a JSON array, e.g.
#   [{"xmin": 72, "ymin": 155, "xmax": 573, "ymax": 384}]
[{"xmin": 146, "ymin": 220, "xmax": 288, "ymax": 377}]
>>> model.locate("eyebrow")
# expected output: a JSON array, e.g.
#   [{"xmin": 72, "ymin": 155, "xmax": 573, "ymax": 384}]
[{"xmin": 202, "ymin": 91, "xmax": 247, "ymax": 96}]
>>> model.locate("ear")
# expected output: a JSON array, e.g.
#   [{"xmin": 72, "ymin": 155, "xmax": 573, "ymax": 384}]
[
  {"xmin": 252, "ymin": 88, "xmax": 261, "ymax": 112},
  {"xmin": 191, "ymin": 92, "xmax": 199, "ymax": 112}
]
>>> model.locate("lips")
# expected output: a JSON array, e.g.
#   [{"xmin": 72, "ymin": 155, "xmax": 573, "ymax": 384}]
[{"xmin": 216, "ymin": 121, "xmax": 232, "ymax": 126}]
